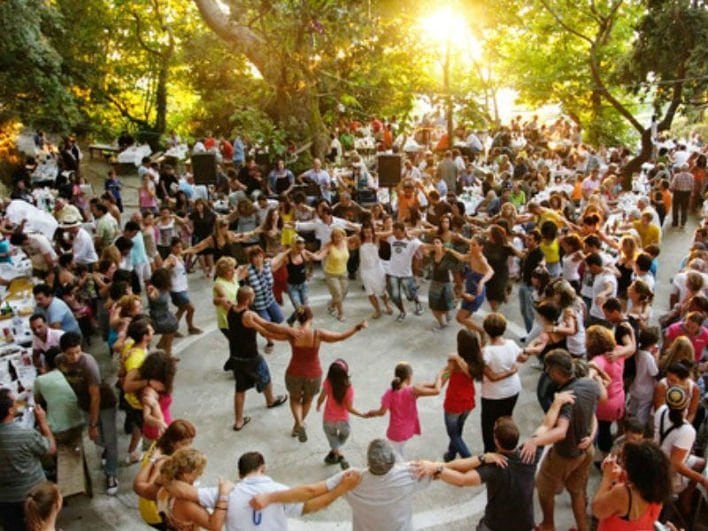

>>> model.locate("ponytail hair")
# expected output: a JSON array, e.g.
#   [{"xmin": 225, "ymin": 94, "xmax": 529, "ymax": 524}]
[
  {"xmin": 391, "ymin": 362, "xmax": 412, "ymax": 391},
  {"xmin": 25, "ymin": 481, "xmax": 61, "ymax": 531}
]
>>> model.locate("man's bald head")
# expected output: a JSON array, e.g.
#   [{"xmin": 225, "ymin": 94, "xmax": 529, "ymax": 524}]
[{"xmin": 237, "ymin": 286, "xmax": 254, "ymax": 304}]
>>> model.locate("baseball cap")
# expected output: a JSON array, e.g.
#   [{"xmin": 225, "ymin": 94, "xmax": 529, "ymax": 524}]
[{"xmin": 367, "ymin": 439, "xmax": 396, "ymax": 475}]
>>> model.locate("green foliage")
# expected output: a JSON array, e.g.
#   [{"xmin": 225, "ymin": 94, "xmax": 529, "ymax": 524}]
[{"xmin": 0, "ymin": 0, "xmax": 80, "ymax": 129}]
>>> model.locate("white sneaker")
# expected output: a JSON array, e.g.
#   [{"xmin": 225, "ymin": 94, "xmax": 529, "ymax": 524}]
[{"xmin": 106, "ymin": 475, "xmax": 119, "ymax": 496}]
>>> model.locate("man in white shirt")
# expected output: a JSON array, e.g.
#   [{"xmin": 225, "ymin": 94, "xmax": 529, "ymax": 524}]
[
  {"xmin": 170, "ymin": 451, "xmax": 360, "ymax": 531},
  {"xmin": 60, "ymin": 217, "xmax": 98, "ymax": 266},
  {"xmin": 585, "ymin": 253, "xmax": 617, "ymax": 324},
  {"xmin": 252, "ymin": 439, "xmax": 430, "ymax": 531},
  {"xmin": 9, "ymin": 231, "xmax": 57, "ymax": 277},
  {"xmin": 294, "ymin": 207, "xmax": 360, "ymax": 247},
  {"xmin": 386, "ymin": 222, "xmax": 423, "ymax": 321},
  {"xmin": 298, "ymin": 158, "xmax": 333, "ymax": 202}
]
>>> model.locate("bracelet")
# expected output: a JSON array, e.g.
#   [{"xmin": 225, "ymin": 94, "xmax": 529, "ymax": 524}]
[{"xmin": 215, "ymin": 506, "xmax": 227, "ymax": 511}]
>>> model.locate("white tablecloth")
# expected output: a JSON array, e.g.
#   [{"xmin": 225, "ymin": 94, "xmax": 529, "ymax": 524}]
[
  {"xmin": 5, "ymin": 200, "xmax": 58, "ymax": 240},
  {"xmin": 117, "ymin": 144, "xmax": 152, "ymax": 166}
]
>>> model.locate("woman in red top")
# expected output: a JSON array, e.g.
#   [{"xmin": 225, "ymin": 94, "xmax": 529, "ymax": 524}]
[
  {"xmin": 441, "ymin": 329, "xmax": 485, "ymax": 461},
  {"xmin": 271, "ymin": 306, "xmax": 367, "ymax": 443},
  {"xmin": 592, "ymin": 440, "xmax": 671, "ymax": 531}
]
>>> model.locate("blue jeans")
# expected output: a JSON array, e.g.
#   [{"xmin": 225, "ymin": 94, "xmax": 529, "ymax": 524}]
[
  {"xmin": 256, "ymin": 300, "xmax": 284, "ymax": 324},
  {"xmin": 93, "ymin": 406, "xmax": 118, "ymax": 477},
  {"xmin": 387, "ymin": 276, "xmax": 419, "ymax": 308},
  {"xmin": 518, "ymin": 282, "xmax": 535, "ymax": 333},
  {"xmin": 286, "ymin": 282, "xmax": 309, "ymax": 324},
  {"xmin": 444, "ymin": 410, "xmax": 471, "ymax": 459}
]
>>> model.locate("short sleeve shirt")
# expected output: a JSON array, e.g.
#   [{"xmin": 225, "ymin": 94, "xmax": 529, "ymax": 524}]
[
  {"xmin": 123, "ymin": 347, "xmax": 147, "ymax": 409},
  {"xmin": 326, "ymin": 465, "xmax": 430, "ymax": 531},
  {"xmin": 40, "ymin": 297, "xmax": 81, "ymax": 336},
  {"xmin": 381, "ymin": 386, "xmax": 420, "ymax": 442},
  {"xmin": 24, "ymin": 233, "xmax": 57, "ymax": 271},
  {"xmin": 481, "ymin": 340, "xmax": 522, "ymax": 400},
  {"xmin": 198, "ymin": 476, "xmax": 303, "ymax": 531},
  {"xmin": 55, "ymin": 352, "xmax": 111, "ymax": 411},
  {"xmin": 386, "ymin": 237, "xmax": 422, "ymax": 278},
  {"xmin": 554, "ymin": 377, "xmax": 601, "ymax": 458},
  {"xmin": 0, "ymin": 423, "xmax": 50, "ymax": 503}
]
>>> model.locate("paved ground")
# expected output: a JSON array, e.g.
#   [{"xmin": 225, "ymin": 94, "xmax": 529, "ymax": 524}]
[{"xmin": 52, "ymin": 157, "xmax": 701, "ymax": 530}]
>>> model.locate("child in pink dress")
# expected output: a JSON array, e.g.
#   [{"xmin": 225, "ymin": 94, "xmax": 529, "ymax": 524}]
[
  {"xmin": 367, "ymin": 362, "xmax": 443, "ymax": 458},
  {"xmin": 316, "ymin": 359, "xmax": 366, "ymax": 470}
]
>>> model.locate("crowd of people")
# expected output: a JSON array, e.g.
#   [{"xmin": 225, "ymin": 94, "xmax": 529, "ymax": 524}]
[{"xmin": 1, "ymin": 115, "xmax": 707, "ymax": 531}]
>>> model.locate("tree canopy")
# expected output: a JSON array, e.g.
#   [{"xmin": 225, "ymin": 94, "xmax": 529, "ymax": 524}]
[{"xmin": 1, "ymin": 0, "xmax": 705, "ymax": 163}]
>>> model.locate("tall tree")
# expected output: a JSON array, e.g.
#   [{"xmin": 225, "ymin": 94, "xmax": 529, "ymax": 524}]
[{"xmin": 191, "ymin": 0, "xmax": 430, "ymax": 158}]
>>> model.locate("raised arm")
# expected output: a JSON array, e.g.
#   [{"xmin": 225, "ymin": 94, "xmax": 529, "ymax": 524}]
[{"xmin": 318, "ymin": 321, "xmax": 367, "ymax": 343}]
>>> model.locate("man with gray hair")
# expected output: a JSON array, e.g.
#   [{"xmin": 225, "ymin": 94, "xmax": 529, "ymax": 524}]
[{"xmin": 252, "ymin": 438, "xmax": 430, "ymax": 530}]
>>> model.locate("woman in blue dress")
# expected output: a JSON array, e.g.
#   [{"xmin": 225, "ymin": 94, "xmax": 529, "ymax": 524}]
[{"xmin": 445, "ymin": 235, "xmax": 493, "ymax": 335}]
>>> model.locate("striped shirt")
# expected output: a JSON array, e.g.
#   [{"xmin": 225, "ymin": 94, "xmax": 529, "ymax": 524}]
[
  {"xmin": 671, "ymin": 171, "xmax": 694, "ymax": 192},
  {"xmin": 247, "ymin": 262, "xmax": 275, "ymax": 311},
  {"xmin": 0, "ymin": 423, "xmax": 50, "ymax": 502}
]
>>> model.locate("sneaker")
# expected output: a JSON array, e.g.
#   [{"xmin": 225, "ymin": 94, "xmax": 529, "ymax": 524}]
[
  {"xmin": 414, "ymin": 303, "xmax": 423, "ymax": 316},
  {"xmin": 324, "ymin": 451, "xmax": 339, "ymax": 465},
  {"xmin": 106, "ymin": 475, "xmax": 119, "ymax": 496},
  {"xmin": 338, "ymin": 456, "xmax": 350, "ymax": 470},
  {"xmin": 125, "ymin": 449, "xmax": 141, "ymax": 465},
  {"xmin": 443, "ymin": 452, "xmax": 454, "ymax": 463},
  {"xmin": 396, "ymin": 312, "xmax": 406, "ymax": 322}
]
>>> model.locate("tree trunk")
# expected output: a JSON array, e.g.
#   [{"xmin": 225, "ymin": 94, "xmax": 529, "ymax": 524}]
[
  {"xmin": 193, "ymin": 0, "xmax": 329, "ymax": 160},
  {"xmin": 620, "ymin": 127, "xmax": 652, "ymax": 189},
  {"xmin": 154, "ymin": 62, "xmax": 168, "ymax": 137}
]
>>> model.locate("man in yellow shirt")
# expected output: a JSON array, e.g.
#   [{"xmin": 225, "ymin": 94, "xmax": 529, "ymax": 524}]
[{"xmin": 631, "ymin": 211, "xmax": 661, "ymax": 247}]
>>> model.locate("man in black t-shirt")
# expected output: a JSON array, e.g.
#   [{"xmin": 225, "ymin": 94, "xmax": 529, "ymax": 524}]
[{"xmin": 414, "ymin": 396, "xmax": 575, "ymax": 531}]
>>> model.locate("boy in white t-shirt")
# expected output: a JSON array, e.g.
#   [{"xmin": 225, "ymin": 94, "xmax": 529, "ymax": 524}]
[
  {"xmin": 385, "ymin": 223, "xmax": 423, "ymax": 321},
  {"xmin": 627, "ymin": 327, "xmax": 660, "ymax": 425}
]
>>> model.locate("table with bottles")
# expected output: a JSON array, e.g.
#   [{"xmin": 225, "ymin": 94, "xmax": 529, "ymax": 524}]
[{"xmin": 0, "ymin": 277, "xmax": 38, "ymax": 426}]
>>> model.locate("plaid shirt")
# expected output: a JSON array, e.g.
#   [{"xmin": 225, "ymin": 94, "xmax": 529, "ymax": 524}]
[
  {"xmin": 671, "ymin": 171, "xmax": 694, "ymax": 192},
  {"xmin": 247, "ymin": 262, "xmax": 275, "ymax": 311}
]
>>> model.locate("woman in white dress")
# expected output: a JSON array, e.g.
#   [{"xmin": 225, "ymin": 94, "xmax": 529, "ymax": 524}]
[{"xmin": 357, "ymin": 225, "xmax": 393, "ymax": 318}]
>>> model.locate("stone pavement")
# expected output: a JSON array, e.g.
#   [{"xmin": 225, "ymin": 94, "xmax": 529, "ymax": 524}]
[{"xmin": 54, "ymin": 162, "xmax": 699, "ymax": 530}]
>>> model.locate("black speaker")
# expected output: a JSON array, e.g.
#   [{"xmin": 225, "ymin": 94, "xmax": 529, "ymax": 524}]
[
  {"xmin": 191, "ymin": 153, "xmax": 217, "ymax": 185},
  {"xmin": 377, "ymin": 154, "xmax": 402, "ymax": 187}
]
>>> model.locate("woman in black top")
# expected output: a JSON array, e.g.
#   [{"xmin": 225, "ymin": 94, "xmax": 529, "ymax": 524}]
[{"xmin": 188, "ymin": 199, "xmax": 217, "ymax": 277}]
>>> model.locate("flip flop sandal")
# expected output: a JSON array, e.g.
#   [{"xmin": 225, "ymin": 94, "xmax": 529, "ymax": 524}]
[
  {"xmin": 268, "ymin": 395, "xmax": 287, "ymax": 408},
  {"xmin": 232, "ymin": 416, "xmax": 251, "ymax": 431}
]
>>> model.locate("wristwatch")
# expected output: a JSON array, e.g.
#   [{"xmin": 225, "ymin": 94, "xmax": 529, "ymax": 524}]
[
  {"xmin": 478, "ymin": 453, "xmax": 486, "ymax": 465},
  {"xmin": 433, "ymin": 465, "xmax": 444, "ymax": 479}
]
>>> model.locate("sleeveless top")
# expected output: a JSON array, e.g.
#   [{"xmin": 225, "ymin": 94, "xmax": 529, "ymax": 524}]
[
  {"xmin": 169, "ymin": 255, "xmax": 188, "ymax": 293},
  {"xmin": 565, "ymin": 305, "xmax": 586, "ymax": 357},
  {"xmin": 156, "ymin": 493, "xmax": 196, "ymax": 531},
  {"xmin": 280, "ymin": 210, "xmax": 296, "ymax": 246},
  {"xmin": 139, "ymin": 186, "xmax": 157, "ymax": 209},
  {"xmin": 539, "ymin": 238, "xmax": 560, "ymax": 264},
  {"xmin": 286, "ymin": 254, "xmax": 307, "ymax": 285},
  {"xmin": 324, "ymin": 243, "xmax": 349, "ymax": 276},
  {"xmin": 226, "ymin": 308, "xmax": 258, "ymax": 359},
  {"xmin": 143, "ymin": 393, "xmax": 173, "ymax": 441},
  {"xmin": 213, "ymin": 277, "xmax": 239, "ymax": 329},
  {"xmin": 597, "ymin": 485, "xmax": 661, "ymax": 531},
  {"xmin": 287, "ymin": 330, "xmax": 322, "ymax": 378},
  {"xmin": 211, "ymin": 235, "xmax": 232, "ymax": 261},
  {"xmin": 138, "ymin": 444, "xmax": 164, "ymax": 525}
]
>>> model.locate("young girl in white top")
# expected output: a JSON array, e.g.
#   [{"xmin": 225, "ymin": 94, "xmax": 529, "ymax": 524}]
[{"xmin": 163, "ymin": 238, "xmax": 202, "ymax": 335}]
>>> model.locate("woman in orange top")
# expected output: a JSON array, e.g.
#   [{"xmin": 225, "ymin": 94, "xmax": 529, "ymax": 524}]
[{"xmin": 396, "ymin": 178, "xmax": 422, "ymax": 222}]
